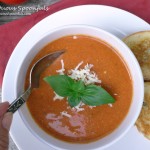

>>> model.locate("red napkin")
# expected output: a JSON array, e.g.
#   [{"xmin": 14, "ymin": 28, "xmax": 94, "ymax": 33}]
[{"xmin": 0, "ymin": 0, "xmax": 150, "ymax": 87}]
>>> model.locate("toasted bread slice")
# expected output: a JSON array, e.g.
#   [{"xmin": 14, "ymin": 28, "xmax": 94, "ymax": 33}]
[
  {"xmin": 136, "ymin": 82, "xmax": 150, "ymax": 139},
  {"xmin": 123, "ymin": 31, "xmax": 150, "ymax": 81}
]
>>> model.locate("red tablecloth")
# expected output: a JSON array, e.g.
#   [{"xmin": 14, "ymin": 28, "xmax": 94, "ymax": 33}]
[{"xmin": 0, "ymin": 0, "xmax": 150, "ymax": 87}]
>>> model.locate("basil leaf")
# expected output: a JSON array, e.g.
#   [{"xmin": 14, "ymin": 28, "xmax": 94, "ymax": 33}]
[
  {"xmin": 44, "ymin": 75, "xmax": 74, "ymax": 97},
  {"xmin": 68, "ymin": 93, "xmax": 81, "ymax": 107},
  {"xmin": 44, "ymin": 75, "xmax": 115, "ymax": 107},
  {"xmin": 71, "ymin": 80, "xmax": 85, "ymax": 93},
  {"xmin": 82, "ymin": 85, "xmax": 115, "ymax": 106}
]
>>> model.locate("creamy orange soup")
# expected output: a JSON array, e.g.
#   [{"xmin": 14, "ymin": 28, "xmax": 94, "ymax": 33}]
[{"xmin": 25, "ymin": 35, "xmax": 132, "ymax": 143}]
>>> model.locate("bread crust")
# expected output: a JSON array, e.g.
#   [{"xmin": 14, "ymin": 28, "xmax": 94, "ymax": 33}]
[
  {"xmin": 136, "ymin": 82, "xmax": 150, "ymax": 140},
  {"xmin": 123, "ymin": 31, "xmax": 150, "ymax": 81}
]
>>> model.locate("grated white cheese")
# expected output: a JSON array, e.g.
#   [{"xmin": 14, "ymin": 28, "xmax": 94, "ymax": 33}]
[
  {"xmin": 53, "ymin": 60, "xmax": 102, "ymax": 111},
  {"xmin": 89, "ymin": 106, "xmax": 96, "ymax": 109},
  {"xmin": 74, "ymin": 102, "xmax": 85, "ymax": 112},
  {"xmin": 113, "ymin": 93, "xmax": 118, "ymax": 96},
  {"xmin": 74, "ymin": 61, "xmax": 83, "ymax": 70},
  {"xmin": 108, "ymin": 103, "xmax": 113, "ymax": 107},
  {"xmin": 56, "ymin": 59, "xmax": 65, "ymax": 75},
  {"xmin": 53, "ymin": 92, "xmax": 64, "ymax": 101},
  {"xmin": 68, "ymin": 62, "xmax": 101, "ymax": 85},
  {"xmin": 73, "ymin": 35, "xmax": 78, "ymax": 39},
  {"xmin": 61, "ymin": 111, "xmax": 71, "ymax": 118}
]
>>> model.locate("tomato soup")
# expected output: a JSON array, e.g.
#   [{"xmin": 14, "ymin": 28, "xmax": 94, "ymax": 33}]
[{"xmin": 25, "ymin": 35, "xmax": 132, "ymax": 143}]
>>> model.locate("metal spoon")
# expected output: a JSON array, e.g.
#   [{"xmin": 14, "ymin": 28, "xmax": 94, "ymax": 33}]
[{"xmin": 7, "ymin": 50, "xmax": 65, "ymax": 113}]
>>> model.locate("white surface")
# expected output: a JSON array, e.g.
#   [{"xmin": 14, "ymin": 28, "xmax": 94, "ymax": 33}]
[{"xmin": 2, "ymin": 5, "xmax": 150, "ymax": 150}]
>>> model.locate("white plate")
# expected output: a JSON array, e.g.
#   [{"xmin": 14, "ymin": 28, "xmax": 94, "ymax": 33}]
[{"xmin": 2, "ymin": 5, "xmax": 150, "ymax": 150}]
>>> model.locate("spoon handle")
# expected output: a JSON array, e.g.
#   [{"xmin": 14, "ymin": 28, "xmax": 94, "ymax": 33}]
[
  {"xmin": 7, "ymin": 88, "xmax": 31, "ymax": 113},
  {"xmin": 7, "ymin": 97, "xmax": 26, "ymax": 113}
]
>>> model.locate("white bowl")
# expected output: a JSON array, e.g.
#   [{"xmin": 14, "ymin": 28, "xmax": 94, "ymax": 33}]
[{"xmin": 13, "ymin": 25, "xmax": 144, "ymax": 150}]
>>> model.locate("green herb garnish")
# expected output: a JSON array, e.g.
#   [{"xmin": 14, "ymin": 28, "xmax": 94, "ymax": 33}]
[{"xmin": 44, "ymin": 75, "xmax": 115, "ymax": 107}]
